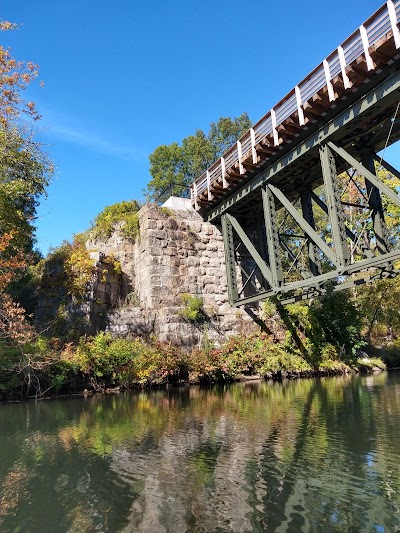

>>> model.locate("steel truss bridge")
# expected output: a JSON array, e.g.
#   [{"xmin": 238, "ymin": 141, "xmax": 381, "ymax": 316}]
[{"xmin": 190, "ymin": 1, "xmax": 400, "ymax": 306}]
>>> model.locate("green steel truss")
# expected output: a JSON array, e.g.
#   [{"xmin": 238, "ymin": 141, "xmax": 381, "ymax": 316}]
[
  {"xmin": 221, "ymin": 142, "xmax": 400, "ymax": 306},
  {"xmin": 207, "ymin": 68, "xmax": 400, "ymax": 306}
]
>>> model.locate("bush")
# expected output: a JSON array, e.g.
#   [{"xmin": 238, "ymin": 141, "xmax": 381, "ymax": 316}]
[
  {"xmin": 90, "ymin": 200, "xmax": 141, "ymax": 241},
  {"xmin": 179, "ymin": 294, "xmax": 204, "ymax": 322},
  {"xmin": 62, "ymin": 332, "xmax": 187, "ymax": 388}
]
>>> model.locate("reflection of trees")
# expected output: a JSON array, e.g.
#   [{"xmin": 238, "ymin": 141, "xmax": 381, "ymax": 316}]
[{"xmin": 1, "ymin": 374, "xmax": 400, "ymax": 531}]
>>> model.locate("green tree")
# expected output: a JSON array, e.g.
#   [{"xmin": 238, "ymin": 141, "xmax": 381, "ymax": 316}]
[
  {"xmin": 147, "ymin": 143, "xmax": 185, "ymax": 200},
  {"xmin": 308, "ymin": 289, "xmax": 363, "ymax": 358},
  {"xmin": 146, "ymin": 113, "xmax": 252, "ymax": 201},
  {"xmin": 0, "ymin": 21, "xmax": 52, "ymax": 255},
  {"xmin": 0, "ymin": 21, "xmax": 52, "ymax": 357},
  {"xmin": 208, "ymin": 113, "xmax": 252, "ymax": 158}
]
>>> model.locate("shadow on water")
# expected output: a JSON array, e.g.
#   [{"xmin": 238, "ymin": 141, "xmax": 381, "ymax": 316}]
[{"xmin": 0, "ymin": 372, "xmax": 399, "ymax": 532}]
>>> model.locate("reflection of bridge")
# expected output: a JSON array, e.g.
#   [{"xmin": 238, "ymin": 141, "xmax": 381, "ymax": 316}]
[{"xmin": 191, "ymin": 1, "xmax": 400, "ymax": 306}]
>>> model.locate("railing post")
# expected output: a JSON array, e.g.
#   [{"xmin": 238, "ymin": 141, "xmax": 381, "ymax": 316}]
[
  {"xmin": 270, "ymin": 109, "xmax": 279, "ymax": 146},
  {"xmin": 359, "ymin": 24, "xmax": 374, "ymax": 71},
  {"xmin": 237, "ymin": 140, "xmax": 244, "ymax": 174},
  {"xmin": 250, "ymin": 128, "xmax": 257, "ymax": 164},
  {"xmin": 193, "ymin": 181, "xmax": 198, "ymax": 210},
  {"xmin": 206, "ymin": 170, "xmax": 212, "ymax": 201},
  {"xmin": 221, "ymin": 157, "xmax": 227, "ymax": 188},
  {"xmin": 295, "ymin": 86, "xmax": 305, "ymax": 126},
  {"xmin": 337, "ymin": 46, "xmax": 352, "ymax": 89},
  {"xmin": 387, "ymin": 0, "xmax": 400, "ymax": 49},
  {"xmin": 323, "ymin": 59, "xmax": 336, "ymax": 101}
]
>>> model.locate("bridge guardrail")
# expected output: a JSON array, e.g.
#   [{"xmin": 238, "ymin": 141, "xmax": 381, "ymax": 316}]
[{"xmin": 191, "ymin": 0, "xmax": 400, "ymax": 209}]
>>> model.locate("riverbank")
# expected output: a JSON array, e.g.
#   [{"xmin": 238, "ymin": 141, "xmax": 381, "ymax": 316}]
[{"xmin": 0, "ymin": 331, "xmax": 388, "ymax": 402}]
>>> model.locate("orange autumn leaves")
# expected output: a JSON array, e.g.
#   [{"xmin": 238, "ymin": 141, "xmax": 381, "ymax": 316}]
[
  {"xmin": 0, "ymin": 233, "xmax": 33, "ymax": 344},
  {"xmin": 0, "ymin": 20, "xmax": 41, "ymax": 126}
]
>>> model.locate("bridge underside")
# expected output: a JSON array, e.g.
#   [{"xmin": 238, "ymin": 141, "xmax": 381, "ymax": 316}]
[{"xmin": 207, "ymin": 67, "xmax": 400, "ymax": 306}]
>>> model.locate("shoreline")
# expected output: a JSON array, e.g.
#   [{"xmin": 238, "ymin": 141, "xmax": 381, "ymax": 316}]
[{"xmin": 0, "ymin": 365, "xmax": 387, "ymax": 404}]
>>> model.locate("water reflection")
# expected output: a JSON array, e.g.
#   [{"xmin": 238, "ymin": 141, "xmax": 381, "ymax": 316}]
[{"xmin": 0, "ymin": 373, "xmax": 400, "ymax": 532}]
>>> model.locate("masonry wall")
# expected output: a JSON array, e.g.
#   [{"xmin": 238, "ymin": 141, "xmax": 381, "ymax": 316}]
[{"xmin": 87, "ymin": 202, "xmax": 257, "ymax": 348}]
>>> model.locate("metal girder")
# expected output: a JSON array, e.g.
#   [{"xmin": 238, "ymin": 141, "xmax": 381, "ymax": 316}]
[
  {"xmin": 279, "ymin": 268, "xmax": 400, "ymax": 305},
  {"xmin": 309, "ymin": 190, "xmax": 374, "ymax": 259},
  {"xmin": 221, "ymin": 214, "xmax": 238, "ymax": 304},
  {"xmin": 361, "ymin": 152, "xmax": 390, "ymax": 255},
  {"xmin": 256, "ymin": 218, "xmax": 270, "ymax": 291},
  {"xmin": 226, "ymin": 213, "xmax": 275, "ymax": 289},
  {"xmin": 206, "ymin": 67, "xmax": 400, "ymax": 223},
  {"xmin": 375, "ymin": 153, "xmax": 400, "ymax": 181},
  {"xmin": 218, "ymin": 137, "xmax": 400, "ymax": 308},
  {"xmin": 230, "ymin": 248, "xmax": 400, "ymax": 307},
  {"xmin": 262, "ymin": 186, "xmax": 283, "ymax": 287},
  {"xmin": 212, "ymin": 62, "xmax": 400, "ymax": 308},
  {"xmin": 268, "ymin": 184, "xmax": 337, "ymax": 264},
  {"xmin": 328, "ymin": 142, "xmax": 400, "ymax": 209},
  {"xmin": 320, "ymin": 144, "xmax": 350, "ymax": 268}
]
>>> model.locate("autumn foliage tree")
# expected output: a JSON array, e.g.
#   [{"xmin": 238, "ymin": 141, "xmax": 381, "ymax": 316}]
[{"xmin": 0, "ymin": 21, "xmax": 52, "ymax": 353}]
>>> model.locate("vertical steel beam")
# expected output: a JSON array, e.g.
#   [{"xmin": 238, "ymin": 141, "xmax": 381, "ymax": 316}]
[
  {"xmin": 320, "ymin": 144, "xmax": 350, "ymax": 268},
  {"xmin": 262, "ymin": 185, "xmax": 283, "ymax": 288},
  {"xmin": 256, "ymin": 218, "xmax": 270, "ymax": 290},
  {"xmin": 301, "ymin": 191, "xmax": 322, "ymax": 276},
  {"xmin": 361, "ymin": 152, "xmax": 390, "ymax": 254},
  {"xmin": 221, "ymin": 214, "xmax": 238, "ymax": 304}
]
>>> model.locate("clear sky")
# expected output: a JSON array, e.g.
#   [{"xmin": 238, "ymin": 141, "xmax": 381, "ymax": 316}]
[{"xmin": 1, "ymin": 0, "xmax": 397, "ymax": 255}]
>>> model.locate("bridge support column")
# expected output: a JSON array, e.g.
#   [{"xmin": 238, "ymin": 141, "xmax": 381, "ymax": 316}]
[
  {"xmin": 361, "ymin": 152, "xmax": 390, "ymax": 254},
  {"xmin": 262, "ymin": 186, "xmax": 283, "ymax": 288},
  {"xmin": 221, "ymin": 214, "xmax": 238, "ymax": 304},
  {"xmin": 320, "ymin": 144, "xmax": 350, "ymax": 270},
  {"xmin": 256, "ymin": 218, "xmax": 271, "ymax": 291}
]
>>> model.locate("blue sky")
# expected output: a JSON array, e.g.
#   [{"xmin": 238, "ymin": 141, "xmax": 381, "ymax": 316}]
[{"xmin": 1, "ymin": 0, "xmax": 397, "ymax": 255}]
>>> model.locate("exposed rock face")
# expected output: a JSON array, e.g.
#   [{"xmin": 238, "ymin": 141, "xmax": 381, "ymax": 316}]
[{"xmin": 86, "ymin": 201, "xmax": 257, "ymax": 348}]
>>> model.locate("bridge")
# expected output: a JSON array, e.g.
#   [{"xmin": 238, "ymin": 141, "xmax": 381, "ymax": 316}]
[{"xmin": 190, "ymin": 0, "xmax": 400, "ymax": 306}]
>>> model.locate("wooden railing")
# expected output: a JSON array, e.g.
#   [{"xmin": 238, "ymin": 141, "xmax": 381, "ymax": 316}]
[{"xmin": 191, "ymin": 0, "xmax": 400, "ymax": 209}]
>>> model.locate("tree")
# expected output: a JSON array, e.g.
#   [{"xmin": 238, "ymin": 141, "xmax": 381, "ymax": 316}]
[
  {"xmin": 146, "ymin": 113, "xmax": 252, "ymax": 201},
  {"xmin": 147, "ymin": 143, "xmax": 185, "ymax": 200},
  {"xmin": 0, "ymin": 23, "xmax": 52, "ymax": 254},
  {"xmin": 0, "ymin": 21, "xmax": 52, "ymax": 341},
  {"xmin": 208, "ymin": 113, "xmax": 252, "ymax": 159}
]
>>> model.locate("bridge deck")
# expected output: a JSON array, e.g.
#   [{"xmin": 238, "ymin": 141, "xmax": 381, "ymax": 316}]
[{"xmin": 191, "ymin": 1, "xmax": 400, "ymax": 214}]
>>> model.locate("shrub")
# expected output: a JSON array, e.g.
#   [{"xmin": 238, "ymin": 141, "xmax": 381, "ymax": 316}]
[
  {"xmin": 179, "ymin": 294, "xmax": 204, "ymax": 322},
  {"xmin": 90, "ymin": 200, "xmax": 141, "ymax": 241},
  {"xmin": 62, "ymin": 333, "xmax": 187, "ymax": 388},
  {"xmin": 262, "ymin": 299, "xmax": 277, "ymax": 320}
]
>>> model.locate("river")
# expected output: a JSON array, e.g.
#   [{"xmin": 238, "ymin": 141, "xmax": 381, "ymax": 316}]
[{"xmin": 0, "ymin": 372, "xmax": 399, "ymax": 532}]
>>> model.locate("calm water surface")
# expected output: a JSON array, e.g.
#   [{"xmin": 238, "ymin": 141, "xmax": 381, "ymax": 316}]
[{"xmin": 1, "ymin": 372, "xmax": 400, "ymax": 532}]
